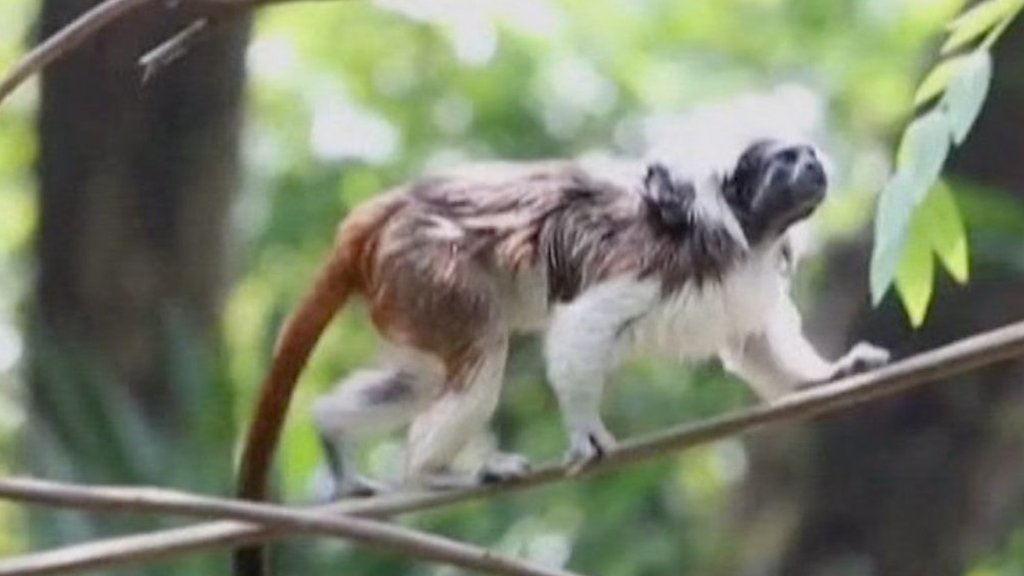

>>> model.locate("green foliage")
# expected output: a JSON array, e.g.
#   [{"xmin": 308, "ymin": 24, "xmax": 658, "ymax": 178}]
[
  {"xmin": 924, "ymin": 182, "xmax": 970, "ymax": 284},
  {"xmin": 892, "ymin": 182, "xmax": 969, "ymax": 326},
  {"xmin": 968, "ymin": 528, "xmax": 1024, "ymax": 576},
  {"xmin": 913, "ymin": 53, "xmax": 973, "ymax": 107},
  {"xmin": 894, "ymin": 204, "xmax": 936, "ymax": 327},
  {"xmin": 24, "ymin": 314, "xmax": 237, "ymax": 575},
  {"xmin": 943, "ymin": 0, "xmax": 1024, "ymax": 54},
  {"xmin": 0, "ymin": 0, "xmax": 35, "ymax": 557},
  {"xmin": 945, "ymin": 52, "xmax": 993, "ymax": 144},
  {"xmin": 870, "ymin": 0, "xmax": 1019, "ymax": 325}
]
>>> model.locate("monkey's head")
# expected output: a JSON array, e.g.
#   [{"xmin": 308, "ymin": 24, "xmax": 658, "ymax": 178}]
[{"xmin": 722, "ymin": 139, "xmax": 827, "ymax": 246}]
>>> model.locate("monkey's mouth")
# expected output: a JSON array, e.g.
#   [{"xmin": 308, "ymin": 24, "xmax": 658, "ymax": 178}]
[
  {"xmin": 792, "ymin": 200, "xmax": 820, "ymax": 222},
  {"xmin": 777, "ymin": 191, "xmax": 825, "ymax": 232},
  {"xmin": 790, "ymin": 172, "xmax": 827, "ymax": 215}
]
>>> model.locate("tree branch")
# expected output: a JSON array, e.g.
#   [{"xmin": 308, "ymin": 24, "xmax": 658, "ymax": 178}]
[
  {"xmin": 139, "ymin": 18, "xmax": 213, "ymax": 83},
  {"xmin": 0, "ymin": 0, "xmax": 157, "ymax": 105},
  {"xmin": 0, "ymin": 0, "xmax": 347, "ymax": 106},
  {"xmin": 0, "ymin": 478, "xmax": 578, "ymax": 576},
  {"xmin": 3, "ymin": 319, "xmax": 1024, "ymax": 576}
]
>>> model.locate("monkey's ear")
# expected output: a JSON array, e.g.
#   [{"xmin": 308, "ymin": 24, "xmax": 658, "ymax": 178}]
[{"xmin": 643, "ymin": 163, "xmax": 695, "ymax": 230}]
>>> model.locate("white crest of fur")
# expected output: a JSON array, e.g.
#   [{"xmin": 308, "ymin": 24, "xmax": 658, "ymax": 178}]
[
  {"xmin": 578, "ymin": 153, "xmax": 750, "ymax": 250},
  {"xmin": 642, "ymin": 84, "xmax": 826, "ymax": 177}
]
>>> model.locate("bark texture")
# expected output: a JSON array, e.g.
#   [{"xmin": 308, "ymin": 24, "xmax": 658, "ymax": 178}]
[{"xmin": 33, "ymin": 0, "xmax": 250, "ymax": 424}]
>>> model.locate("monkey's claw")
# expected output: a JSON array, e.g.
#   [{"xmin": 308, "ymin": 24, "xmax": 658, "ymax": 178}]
[
  {"xmin": 478, "ymin": 452, "xmax": 532, "ymax": 484},
  {"xmin": 564, "ymin": 426, "xmax": 617, "ymax": 475},
  {"xmin": 831, "ymin": 342, "xmax": 890, "ymax": 380}
]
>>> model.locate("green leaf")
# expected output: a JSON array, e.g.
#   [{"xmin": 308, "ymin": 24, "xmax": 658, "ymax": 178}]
[
  {"xmin": 942, "ymin": 0, "xmax": 1021, "ymax": 54},
  {"xmin": 942, "ymin": 51, "xmax": 993, "ymax": 144},
  {"xmin": 870, "ymin": 232, "xmax": 905, "ymax": 305},
  {"xmin": 895, "ymin": 211, "xmax": 935, "ymax": 328},
  {"xmin": 921, "ymin": 181, "xmax": 970, "ymax": 283},
  {"xmin": 895, "ymin": 109, "xmax": 953, "ymax": 202},
  {"xmin": 913, "ymin": 56, "xmax": 968, "ymax": 107},
  {"xmin": 872, "ymin": 111, "xmax": 955, "ymax": 305},
  {"xmin": 888, "ymin": 182, "xmax": 970, "ymax": 326},
  {"xmin": 870, "ymin": 172, "xmax": 917, "ymax": 304}
]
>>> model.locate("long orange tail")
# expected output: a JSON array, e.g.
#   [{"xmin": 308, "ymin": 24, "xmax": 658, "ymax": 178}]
[{"xmin": 233, "ymin": 195, "xmax": 398, "ymax": 576}]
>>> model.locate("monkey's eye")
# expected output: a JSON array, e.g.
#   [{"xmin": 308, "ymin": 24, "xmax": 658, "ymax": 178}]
[
  {"xmin": 737, "ymin": 183, "xmax": 757, "ymax": 205},
  {"xmin": 778, "ymin": 149, "xmax": 799, "ymax": 164}
]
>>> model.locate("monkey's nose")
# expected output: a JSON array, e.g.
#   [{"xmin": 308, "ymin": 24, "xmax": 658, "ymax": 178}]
[
  {"xmin": 800, "ymin": 158, "xmax": 826, "ymax": 189},
  {"xmin": 792, "ymin": 162, "xmax": 827, "ymax": 210}
]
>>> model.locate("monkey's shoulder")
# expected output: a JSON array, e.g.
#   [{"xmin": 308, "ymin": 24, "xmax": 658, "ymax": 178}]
[
  {"xmin": 402, "ymin": 159, "xmax": 637, "ymax": 208},
  {"xmin": 626, "ymin": 242, "xmax": 794, "ymax": 359}
]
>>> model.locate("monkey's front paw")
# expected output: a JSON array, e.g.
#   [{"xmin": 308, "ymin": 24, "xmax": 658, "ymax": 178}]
[
  {"xmin": 831, "ymin": 342, "xmax": 890, "ymax": 380},
  {"xmin": 478, "ymin": 452, "xmax": 532, "ymax": 484},
  {"xmin": 564, "ymin": 425, "xmax": 617, "ymax": 474}
]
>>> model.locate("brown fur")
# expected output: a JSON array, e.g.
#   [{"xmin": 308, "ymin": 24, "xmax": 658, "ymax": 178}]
[
  {"xmin": 233, "ymin": 193, "xmax": 400, "ymax": 574},
  {"xmin": 358, "ymin": 162, "xmax": 743, "ymax": 375}
]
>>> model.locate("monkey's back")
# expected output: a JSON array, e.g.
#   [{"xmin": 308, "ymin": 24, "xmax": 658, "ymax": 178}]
[
  {"xmin": 343, "ymin": 159, "xmax": 747, "ymax": 379},
  {"xmin": 342, "ymin": 162, "xmax": 624, "ymax": 371}
]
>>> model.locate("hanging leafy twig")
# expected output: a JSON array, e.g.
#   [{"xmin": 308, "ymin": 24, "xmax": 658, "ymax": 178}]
[{"xmin": 870, "ymin": 0, "xmax": 1023, "ymax": 326}]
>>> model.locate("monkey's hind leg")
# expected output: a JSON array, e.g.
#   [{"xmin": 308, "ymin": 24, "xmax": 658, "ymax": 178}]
[
  {"xmin": 404, "ymin": 338, "xmax": 531, "ymax": 490},
  {"xmin": 312, "ymin": 368, "xmax": 424, "ymax": 498}
]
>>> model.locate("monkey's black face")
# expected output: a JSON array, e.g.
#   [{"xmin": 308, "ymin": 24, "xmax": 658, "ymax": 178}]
[{"xmin": 723, "ymin": 139, "xmax": 827, "ymax": 245}]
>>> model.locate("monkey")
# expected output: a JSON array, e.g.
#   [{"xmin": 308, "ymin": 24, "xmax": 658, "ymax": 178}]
[{"xmin": 233, "ymin": 138, "xmax": 889, "ymax": 573}]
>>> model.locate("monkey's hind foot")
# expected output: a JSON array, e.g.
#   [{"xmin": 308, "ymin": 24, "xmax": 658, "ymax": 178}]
[
  {"xmin": 478, "ymin": 452, "xmax": 532, "ymax": 484},
  {"xmin": 409, "ymin": 454, "xmax": 532, "ymax": 492},
  {"xmin": 331, "ymin": 474, "xmax": 392, "ymax": 500}
]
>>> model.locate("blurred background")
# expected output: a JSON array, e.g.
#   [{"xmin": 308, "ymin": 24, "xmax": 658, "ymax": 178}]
[{"xmin": 2, "ymin": 0, "xmax": 1024, "ymax": 575}]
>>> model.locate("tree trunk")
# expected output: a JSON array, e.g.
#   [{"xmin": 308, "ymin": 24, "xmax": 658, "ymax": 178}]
[
  {"xmin": 33, "ymin": 1, "xmax": 250, "ymax": 427},
  {"xmin": 726, "ymin": 23, "xmax": 1024, "ymax": 576}
]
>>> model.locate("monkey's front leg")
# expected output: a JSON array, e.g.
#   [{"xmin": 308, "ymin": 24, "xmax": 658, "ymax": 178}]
[
  {"xmin": 550, "ymin": 369, "xmax": 617, "ymax": 471},
  {"xmin": 721, "ymin": 296, "xmax": 889, "ymax": 401},
  {"xmin": 826, "ymin": 341, "xmax": 891, "ymax": 382},
  {"xmin": 545, "ymin": 280, "xmax": 660, "ymax": 470}
]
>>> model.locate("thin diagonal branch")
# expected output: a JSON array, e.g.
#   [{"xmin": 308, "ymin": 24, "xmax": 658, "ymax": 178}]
[
  {"xmin": 0, "ymin": 0, "xmax": 349, "ymax": 106},
  {"xmin": 139, "ymin": 18, "xmax": 212, "ymax": 83},
  {"xmin": 137, "ymin": 0, "xmax": 348, "ymax": 80},
  {"xmin": 0, "ymin": 0, "xmax": 157, "ymax": 105},
  {"xmin": 3, "ymin": 319, "xmax": 1024, "ymax": 576},
  {"xmin": 0, "ymin": 478, "xmax": 578, "ymax": 576}
]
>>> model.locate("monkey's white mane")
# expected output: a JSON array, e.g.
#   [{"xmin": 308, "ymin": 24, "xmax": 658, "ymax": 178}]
[
  {"xmin": 643, "ymin": 84, "xmax": 828, "ymax": 257},
  {"xmin": 577, "ymin": 154, "xmax": 749, "ymax": 250},
  {"xmin": 642, "ymin": 84, "xmax": 826, "ymax": 176}
]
